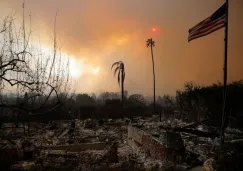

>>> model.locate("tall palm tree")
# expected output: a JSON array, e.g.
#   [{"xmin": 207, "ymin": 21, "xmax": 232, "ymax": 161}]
[
  {"xmin": 111, "ymin": 61, "xmax": 125, "ymax": 109},
  {"xmin": 146, "ymin": 38, "xmax": 156, "ymax": 113}
]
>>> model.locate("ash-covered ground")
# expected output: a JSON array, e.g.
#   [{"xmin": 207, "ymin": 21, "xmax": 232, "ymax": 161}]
[{"xmin": 1, "ymin": 116, "xmax": 243, "ymax": 170}]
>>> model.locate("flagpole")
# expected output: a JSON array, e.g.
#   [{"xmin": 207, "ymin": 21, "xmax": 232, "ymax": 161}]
[{"xmin": 220, "ymin": 0, "xmax": 229, "ymax": 152}]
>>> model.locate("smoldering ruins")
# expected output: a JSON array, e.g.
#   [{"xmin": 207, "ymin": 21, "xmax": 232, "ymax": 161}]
[{"xmin": 1, "ymin": 112, "xmax": 243, "ymax": 170}]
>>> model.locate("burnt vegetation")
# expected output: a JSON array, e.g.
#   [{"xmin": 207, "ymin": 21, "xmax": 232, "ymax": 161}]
[{"xmin": 2, "ymin": 81, "xmax": 243, "ymax": 130}]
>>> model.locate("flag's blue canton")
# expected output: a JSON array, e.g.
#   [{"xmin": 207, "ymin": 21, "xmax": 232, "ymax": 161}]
[{"xmin": 211, "ymin": 3, "xmax": 227, "ymax": 21}]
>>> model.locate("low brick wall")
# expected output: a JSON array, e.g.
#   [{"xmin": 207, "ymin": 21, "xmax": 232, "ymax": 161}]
[
  {"xmin": 142, "ymin": 133, "xmax": 166, "ymax": 160},
  {"xmin": 128, "ymin": 126, "xmax": 184, "ymax": 162},
  {"xmin": 128, "ymin": 126, "xmax": 166, "ymax": 160}
]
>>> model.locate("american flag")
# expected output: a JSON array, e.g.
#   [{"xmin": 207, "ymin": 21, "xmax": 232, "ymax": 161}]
[{"xmin": 188, "ymin": 3, "xmax": 227, "ymax": 42}]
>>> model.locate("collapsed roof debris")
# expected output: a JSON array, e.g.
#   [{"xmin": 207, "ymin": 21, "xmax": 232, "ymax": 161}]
[{"xmin": 0, "ymin": 116, "xmax": 242, "ymax": 170}]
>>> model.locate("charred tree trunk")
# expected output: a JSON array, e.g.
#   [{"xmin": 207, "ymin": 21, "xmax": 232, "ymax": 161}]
[
  {"xmin": 121, "ymin": 63, "xmax": 124, "ymax": 110},
  {"xmin": 151, "ymin": 45, "xmax": 156, "ymax": 114}
]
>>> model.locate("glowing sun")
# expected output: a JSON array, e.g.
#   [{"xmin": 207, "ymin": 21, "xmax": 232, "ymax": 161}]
[{"xmin": 69, "ymin": 58, "xmax": 83, "ymax": 78}]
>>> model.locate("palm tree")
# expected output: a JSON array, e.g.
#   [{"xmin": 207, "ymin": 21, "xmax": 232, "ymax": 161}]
[
  {"xmin": 146, "ymin": 38, "xmax": 156, "ymax": 113},
  {"xmin": 111, "ymin": 61, "xmax": 125, "ymax": 109}
]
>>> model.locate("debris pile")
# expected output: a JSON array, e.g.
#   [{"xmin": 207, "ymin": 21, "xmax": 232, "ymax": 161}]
[{"xmin": 0, "ymin": 116, "xmax": 242, "ymax": 170}]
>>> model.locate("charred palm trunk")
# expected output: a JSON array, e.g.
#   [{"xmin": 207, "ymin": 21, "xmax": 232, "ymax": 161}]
[
  {"xmin": 151, "ymin": 45, "xmax": 156, "ymax": 113},
  {"xmin": 147, "ymin": 38, "xmax": 156, "ymax": 114},
  {"xmin": 121, "ymin": 64, "xmax": 124, "ymax": 110},
  {"xmin": 112, "ymin": 61, "xmax": 125, "ymax": 111}
]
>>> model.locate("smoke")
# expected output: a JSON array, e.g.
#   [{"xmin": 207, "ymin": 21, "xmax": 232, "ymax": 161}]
[{"xmin": 1, "ymin": 0, "xmax": 243, "ymax": 95}]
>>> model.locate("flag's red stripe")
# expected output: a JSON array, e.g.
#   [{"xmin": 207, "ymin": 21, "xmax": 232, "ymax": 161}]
[
  {"xmin": 188, "ymin": 2, "xmax": 227, "ymax": 42},
  {"xmin": 189, "ymin": 24, "xmax": 225, "ymax": 41},
  {"xmin": 189, "ymin": 15, "xmax": 225, "ymax": 35},
  {"xmin": 189, "ymin": 24, "xmax": 225, "ymax": 42},
  {"xmin": 189, "ymin": 16, "xmax": 225, "ymax": 36},
  {"xmin": 189, "ymin": 17, "xmax": 210, "ymax": 33},
  {"xmin": 189, "ymin": 19, "xmax": 225, "ymax": 38}
]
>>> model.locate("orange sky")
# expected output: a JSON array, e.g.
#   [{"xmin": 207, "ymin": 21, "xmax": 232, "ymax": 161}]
[{"xmin": 1, "ymin": 0, "xmax": 243, "ymax": 96}]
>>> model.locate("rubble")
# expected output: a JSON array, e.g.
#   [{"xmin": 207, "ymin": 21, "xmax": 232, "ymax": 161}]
[
  {"xmin": 84, "ymin": 118, "xmax": 97, "ymax": 128},
  {"xmin": 0, "ymin": 140, "xmax": 19, "ymax": 170},
  {"xmin": 41, "ymin": 142, "xmax": 106, "ymax": 151},
  {"xmin": 0, "ymin": 116, "xmax": 242, "ymax": 170},
  {"xmin": 11, "ymin": 161, "xmax": 37, "ymax": 170},
  {"xmin": 128, "ymin": 125, "xmax": 185, "ymax": 162}
]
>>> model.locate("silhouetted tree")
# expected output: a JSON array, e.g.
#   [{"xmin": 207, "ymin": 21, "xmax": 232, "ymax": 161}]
[
  {"xmin": 146, "ymin": 38, "xmax": 156, "ymax": 113},
  {"xmin": 111, "ymin": 61, "xmax": 125, "ymax": 109},
  {"xmin": 175, "ymin": 80, "xmax": 243, "ymax": 125},
  {"xmin": 163, "ymin": 95, "xmax": 175, "ymax": 108},
  {"xmin": 91, "ymin": 93, "xmax": 96, "ymax": 100},
  {"xmin": 76, "ymin": 93, "xmax": 95, "ymax": 107},
  {"xmin": 99, "ymin": 92, "xmax": 110, "ymax": 104},
  {"xmin": 109, "ymin": 92, "xmax": 120, "ymax": 99},
  {"xmin": 65, "ymin": 98, "xmax": 76, "ymax": 109},
  {"xmin": 128, "ymin": 94, "xmax": 146, "ymax": 107}
]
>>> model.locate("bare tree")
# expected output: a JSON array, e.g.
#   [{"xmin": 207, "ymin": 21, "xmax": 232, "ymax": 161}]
[{"xmin": 0, "ymin": 5, "xmax": 72, "ymax": 126}]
